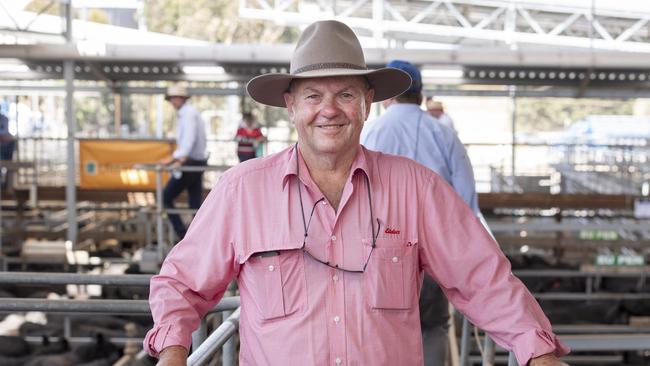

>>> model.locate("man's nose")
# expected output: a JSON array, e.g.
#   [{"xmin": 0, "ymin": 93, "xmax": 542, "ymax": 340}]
[{"xmin": 319, "ymin": 96, "xmax": 341, "ymax": 117}]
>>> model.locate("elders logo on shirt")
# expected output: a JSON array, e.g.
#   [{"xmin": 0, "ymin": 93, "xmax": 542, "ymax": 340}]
[{"xmin": 384, "ymin": 227, "xmax": 400, "ymax": 235}]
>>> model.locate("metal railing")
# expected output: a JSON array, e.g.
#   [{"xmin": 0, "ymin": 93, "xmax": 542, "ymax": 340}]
[
  {"xmin": 188, "ymin": 308, "xmax": 241, "ymax": 366},
  {"xmin": 0, "ymin": 271, "xmax": 241, "ymax": 365}
]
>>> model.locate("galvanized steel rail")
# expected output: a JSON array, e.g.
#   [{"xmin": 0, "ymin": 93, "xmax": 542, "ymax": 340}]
[
  {"xmin": 0, "ymin": 271, "xmax": 152, "ymax": 286},
  {"xmin": 0, "ymin": 296, "xmax": 240, "ymax": 314},
  {"xmin": 187, "ymin": 308, "xmax": 241, "ymax": 366}
]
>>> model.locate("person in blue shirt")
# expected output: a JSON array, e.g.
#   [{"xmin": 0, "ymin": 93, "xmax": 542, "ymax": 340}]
[
  {"xmin": 160, "ymin": 85, "xmax": 208, "ymax": 240},
  {"xmin": 361, "ymin": 60, "xmax": 479, "ymax": 366}
]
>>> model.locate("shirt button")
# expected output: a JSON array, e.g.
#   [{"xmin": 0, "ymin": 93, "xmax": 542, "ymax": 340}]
[
  {"xmin": 268, "ymin": 265, "xmax": 275, "ymax": 271},
  {"xmin": 391, "ymin": 256, "xmax": 399, "ymax": 263},
  {"xmin": 322, "ymin": 201, "xmax": 328, "ymax": 205},
  {"xmin": 335, "ymin": 357, "xmax": 342, "ymax": 365},
  {"xmin": 333, "ymin": 315, "xmax": 340, "ymax": 323},
  {"xmin": 331, "ymin": 235, "xmax": 337, "ymax": 241},
  {"xmin": 332, "ymin": 274, "xmax": 339, "ymax": 282}
]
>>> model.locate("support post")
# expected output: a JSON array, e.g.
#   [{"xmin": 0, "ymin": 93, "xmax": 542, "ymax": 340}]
[{"xmin": 64, "ymin": 1, "xmax": 77, "ymax": 245}]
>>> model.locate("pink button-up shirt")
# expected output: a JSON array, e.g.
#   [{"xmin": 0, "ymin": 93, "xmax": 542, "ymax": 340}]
[{"xmin": 145, "ymin": 145, "xmax": 569, "ymax": 365}]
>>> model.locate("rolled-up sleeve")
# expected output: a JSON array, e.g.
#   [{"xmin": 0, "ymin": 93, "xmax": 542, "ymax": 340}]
[
  {"xmin": 417, "ymin": 177, "xmax": 569, "ymax": 366},
  {"xmin": 143, "ymin": 176, "xmax": 239, "ymax": 357}
]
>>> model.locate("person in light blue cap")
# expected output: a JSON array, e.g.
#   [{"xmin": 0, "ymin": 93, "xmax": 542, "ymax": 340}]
[{"xmin": 361, "ymin": 59, "xmax": 480, "ymax": 366}]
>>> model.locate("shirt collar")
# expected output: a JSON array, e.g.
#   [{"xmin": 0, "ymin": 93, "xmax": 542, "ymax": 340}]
[
  {"xmin": 281, "ymin": 144, "xmax": 371, "ymax": 190},
  {"xmin": 386, "ymin": 102, "xmax": 423, "ymax": 113},
  {"xmin": 177, "ymin": 101, "xmax": 191, "ymax": 116}
]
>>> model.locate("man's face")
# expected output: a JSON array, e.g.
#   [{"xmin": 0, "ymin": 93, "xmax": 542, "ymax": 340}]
[
  {"xmin": 427, "ymin": 107, "xmax": 443, "ymax": 118},
  {"xmin": 284, "ymin": 76, "xmax": 374, "ymax": 159},
  {"xmin": 168, "ymin": 96, "xmax": 186, "ymax": 110}
]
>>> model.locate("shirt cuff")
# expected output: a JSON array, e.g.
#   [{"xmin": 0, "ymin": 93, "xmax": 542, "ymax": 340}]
[
  {"xmin": 172, "ymin": 150, "xmax": 184, "ymax": 159},
  {"xmin": 143, "ymin": 323, "xmax": 192, "ymax": 358},
  {"xmin": 512, "ymin": 329, "xmax": 570, "ymax": 366}
]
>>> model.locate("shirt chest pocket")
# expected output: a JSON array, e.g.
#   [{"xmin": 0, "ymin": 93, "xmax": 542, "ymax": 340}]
[
  {"xmin": 243, "ymin": 248, "xmax": 307, "ymax": 320},
  {"xmin": 364, "ymin": 238, "xmax": 418, "ymax": 310}
]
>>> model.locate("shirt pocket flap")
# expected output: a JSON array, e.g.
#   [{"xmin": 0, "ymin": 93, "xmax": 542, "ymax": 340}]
[{"xmin": 239, "ymin": 241, "xmax": 303, "ymax": 264}]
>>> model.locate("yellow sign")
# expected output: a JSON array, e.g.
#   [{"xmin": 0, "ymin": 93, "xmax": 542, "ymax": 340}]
[{"xmin": 79, "ymin": 139, "xmax": 174, "ymax": 189}]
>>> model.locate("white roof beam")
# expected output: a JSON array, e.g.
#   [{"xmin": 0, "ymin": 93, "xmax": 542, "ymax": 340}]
[
  {"xmin": 549, "ymin": 13, "xmax": 581, "ymax": 36},
  {"xmin": 591, "ymin": 18, "xmax": 614, "ymax": 41},
  {"xmin": 473, "ymin": 6, "xmax": 505, "ymax": 30},
  {"xmin": 517, "ymin": 6, "xmax": 546, "ymax": 35},
  {"xmin": 340, "ymin": 0, "xmax": 370, "ymax": 18},
  {"xmin": 615, "ymin": 17, "xmax": 649, "ymax": 42},
  {"xmin": 4, "ymin": 42, "xmax": 650, "ymax": 68},
  {"xmin": 384, "ymin": 2, "xmax": 406, "ymax": 22},
  {"xmin": 443, "ymin": 0, "xmax": 473, "ymax": 28},
  {"xmin": 410, "ymin": 1, "xmax": 443, "ymax": 24}
]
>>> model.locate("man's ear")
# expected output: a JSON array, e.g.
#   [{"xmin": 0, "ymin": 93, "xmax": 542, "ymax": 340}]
[
  {"xmin": 284, "ymin": 92, "xmax": 295, "ymax": 122},
  {"xmin": 364, "ymin": 89, "xmax": 375, "ymax": 120}
]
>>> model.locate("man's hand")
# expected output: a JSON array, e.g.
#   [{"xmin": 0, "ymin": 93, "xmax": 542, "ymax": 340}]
[
  {"xmin": 156, "ymin": 345, "xmax": 188, "ymax": 366},
  {"xmin": 529, "ymin": 353, "xmax": 569, "ymax": 366},
  {"xmin": 159, "ymin": 157, "xmax": 174, "ymax": 165}
]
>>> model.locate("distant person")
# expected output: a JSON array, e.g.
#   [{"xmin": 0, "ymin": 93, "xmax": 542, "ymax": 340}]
[
  {"xmin": 0, "ymin": 112, "xmax": 16, "ymax": 189},
  {"xmin": 426, "ymin": 98, "xmax": 456, "ymax": 132},
  {"xmin": 235, "ymin": 112, "xmax": 265, "ymax": 162},
  {"xmin": 362, "ymin": 60, "xmax": 479, "ymax": 366},
  {"xmin": 160, "ymin": 85, "xmax": 208, "ymax": 240}
]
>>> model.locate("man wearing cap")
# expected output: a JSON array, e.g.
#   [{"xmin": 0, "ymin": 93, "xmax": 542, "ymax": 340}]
[
  {"xmin": 426, "ymin": 98, "xmax": 456, "ymax": 132},
  {"xmin": 160, "ymin": 85, "xmax": 207, "ymax": 240},
  {"xmin": 361, "ymin": 60, "xmax": 479, "ymax": 366},
  {"xmin": 145, "ymin": 21, "xmax": 569, "ymax": 366}
]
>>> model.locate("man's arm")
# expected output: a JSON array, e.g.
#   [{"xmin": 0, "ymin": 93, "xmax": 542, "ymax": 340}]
[
  {"xmin": 144, "ymin": 176, "xmax": 239, "ymax": 358},
  {"xmin": 156, "ymin": 346, "xmax": 189, "ymax": 366},
  {"xmin": 417, "ymin": 177, "xmax": 569, "ymax": 366},
  {"xmin": 530, "ymin": 353, "xmax": 569, "ymax": 365},
  {"xmin": 446, "ymin": 131, "xmax": 480, "ymax": 214}
]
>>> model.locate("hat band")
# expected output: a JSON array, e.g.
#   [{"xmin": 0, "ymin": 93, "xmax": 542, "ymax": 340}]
[{"xmin": 292, "ymin": 62, "xmax": 366, "ymax": 75}]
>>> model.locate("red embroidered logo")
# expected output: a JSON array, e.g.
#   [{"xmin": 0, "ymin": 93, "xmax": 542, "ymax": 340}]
[{"xmin": 385, "ymin": 227, "xmax": 400, "ymax": 235}]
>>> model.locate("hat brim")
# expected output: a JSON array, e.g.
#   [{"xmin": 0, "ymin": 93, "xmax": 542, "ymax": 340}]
[
  {"xmin": 164, "ymin": 95, "xmax": 190, "ymax": 101},
  {"xmin": 246, "ymin": 68, "xmax": 412, "ymax": 108}
]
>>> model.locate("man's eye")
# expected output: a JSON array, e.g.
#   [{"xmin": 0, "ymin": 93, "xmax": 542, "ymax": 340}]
[
  {"xmin": 341, "ymin": 93, "xmax": 354, "ymax": 99},
  {"xmin": 306, "ymin": 94, "xmax": 319, "ymax": 99}
]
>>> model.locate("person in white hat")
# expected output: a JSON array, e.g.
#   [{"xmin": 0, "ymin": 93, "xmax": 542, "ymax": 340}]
[
  {"xmin": 160, "ymin": 84, "xmax": 207, "ymax": 240},
  {"xmin": 426, "ymin": 98, "xmax": 456, "ymax": 132},
  {"xmin": 145, "ymin": 20, "xmax": 569, "ymax": 366}
]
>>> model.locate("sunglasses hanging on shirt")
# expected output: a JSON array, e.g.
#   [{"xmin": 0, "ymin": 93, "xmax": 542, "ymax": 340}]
[{"xmin": 294, "ymin": 143, "xmax": 380, "ymax": 273}]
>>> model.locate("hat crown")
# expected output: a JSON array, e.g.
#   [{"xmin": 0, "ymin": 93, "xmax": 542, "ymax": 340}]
[
  {"xmin": 290, "ymin": 20, "xmax": 367, "ymax": 75},
  {"xmin": 166, "ymin": 85, "xmax": 189, "ymax": 98}
]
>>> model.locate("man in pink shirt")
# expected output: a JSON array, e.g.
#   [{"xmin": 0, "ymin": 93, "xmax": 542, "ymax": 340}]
[{"xmin": 145, "ymin": 20, "xmax": 570, "ymax": 366}]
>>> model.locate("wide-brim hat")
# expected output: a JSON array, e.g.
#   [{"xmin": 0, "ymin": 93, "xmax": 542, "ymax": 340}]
[
  {"xmin": 165, "ymin": 85, "xmax": 189, "ymax": 100},
  {"xmin": 247, "ymin": 20, "xmax": 412, "ymax": 108}
]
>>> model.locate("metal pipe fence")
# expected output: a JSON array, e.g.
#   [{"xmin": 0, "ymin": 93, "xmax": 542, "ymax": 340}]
[
  {"xmin": 0, "ymin": 296, "xmax": 240, "ymax": 315},
  {"xmin": 187, "ymin": 308, "xmax": 241, "ymax": 366},
  {"xmin": 0, "ymin": 271, "xmax": 152, "ymax": 286}
]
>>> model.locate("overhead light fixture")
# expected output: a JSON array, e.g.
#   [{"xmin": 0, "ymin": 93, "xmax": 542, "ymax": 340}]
[
  {"xmin": 421, "ymin": 68, "xmax": 464, "ymax": 79},
  {"xmin": 0, "ymin": 61, "xmax": 29, "ymax": 73},
  {"xmin": 182, "ymin": 65, "xmax": 225, "ymax": 75}
]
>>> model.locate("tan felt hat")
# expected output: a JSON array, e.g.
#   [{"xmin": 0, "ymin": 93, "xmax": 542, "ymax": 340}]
[{"xmin": 246, "ymin": 20, "xmax": 412, "ymax": 108}]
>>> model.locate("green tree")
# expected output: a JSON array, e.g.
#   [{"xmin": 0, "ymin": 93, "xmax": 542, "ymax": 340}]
[
  {"xmin": 142, "ymin": 0, "xmax": 298, "ymax": 43},
  {"xmin": 516, "ymin": 98, "xmax": 635, "ymax": 132}
]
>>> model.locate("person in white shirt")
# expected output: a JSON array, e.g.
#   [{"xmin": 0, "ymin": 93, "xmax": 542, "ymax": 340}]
[
  {"xmin": 426, "ymin": 98, "xmax": 456, "ymax": 132},
  {"xmin": 160, "ymin": 85, "xmax": 208, "ymax": 240}
]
